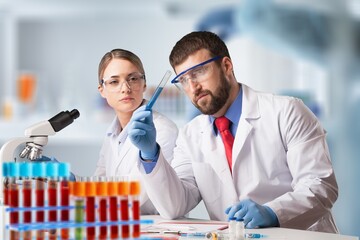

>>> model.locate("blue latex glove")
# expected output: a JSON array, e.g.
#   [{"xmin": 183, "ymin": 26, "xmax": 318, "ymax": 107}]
[
  {"xmin": 127, "ymin": 105, "xmax": 159, "ymax": 160},
  {"xmin": 225, "ymin": 199, "xmax": 279, "ymax": 228},
  {"xmin": 33, "ymin": 156, "xmax": 76, "ymax": 181}
]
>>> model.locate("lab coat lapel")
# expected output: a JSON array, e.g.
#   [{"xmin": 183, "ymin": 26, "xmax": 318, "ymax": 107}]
[
  {"xmin": 201, "ymin": 119, "xmax": 237, "ymax": 196},
  {"xmin": 112, "ymin": 138, "xmax": 133, "ymax": 175},
  {"xmin": 232, "ymin": 85, "xmax": 260, "ymax": 168}
]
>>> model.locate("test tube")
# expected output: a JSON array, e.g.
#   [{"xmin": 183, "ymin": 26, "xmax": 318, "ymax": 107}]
[
  {"xmin": 96, "ymin": 176, "xmax": 108, "ymax": 239},
  {"xmin": 118, "ymin": 176, "xmax": 130, "ymax": 239},
  {"xmin": 9, "ymin": 162, "xmax": 20, "ymax": 240},
  {"xmin": 108, "ymin": 176, "xmax": 119, "ymax": 239},
  {"xmin": 130, "ymin": 179, "xmax": 141, "ymax": 238},
  {"xmin": 20, "ymin": 162, "xmax": 32, "ymax": 240},
  {"xmin": 2, "ymin": 162, "xmax": 10, "ymax": 206},
  {"xmin": 236, "ymin": 219, "xmax": 245, "ymax": 240},
  {"xmin": 85, "ymin": 176, "xmax": 96, "ymax": 240},
  {"xmin": 33, "ymin": 162, "xmax": 46, "ymax": 240},
  {"xmin": 74, "ymin": 177, "xmax": 86, "ymax": 240},
  {"xmin": 46, "ymin": 162, "xmax": 59, "ymax": 240},
  {"xmin": 229, "ymin": 217, "xmax": 236, "ymax": 240},
  {"xmin": 59, "ymin": 162, "xmax": 70, "ymax": 239}
]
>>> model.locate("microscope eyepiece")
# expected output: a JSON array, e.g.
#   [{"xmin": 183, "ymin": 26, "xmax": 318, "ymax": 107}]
[{"xmin": 48, "ymin": 109, "xmax": 80, "ymax": 132}]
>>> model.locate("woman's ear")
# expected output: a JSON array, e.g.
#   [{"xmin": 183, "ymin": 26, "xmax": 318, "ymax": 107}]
[{"xmin": 98, "ymin": 85, "xmax": 106, "ymax": 98}]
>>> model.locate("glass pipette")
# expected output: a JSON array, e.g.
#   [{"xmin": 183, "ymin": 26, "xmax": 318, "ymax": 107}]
[{"xmin": 145, "ymin": 70, "xmax": 172, "ymax": 110}]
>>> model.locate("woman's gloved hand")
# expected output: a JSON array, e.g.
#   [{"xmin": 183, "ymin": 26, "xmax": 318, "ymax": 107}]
[
  {"xmin": 225, "ymin": 199, "xmax": 279, "ymax": 228},
  {"xmin": 128, "ymin": 106, "xmax": 159, "ymax": 160}
]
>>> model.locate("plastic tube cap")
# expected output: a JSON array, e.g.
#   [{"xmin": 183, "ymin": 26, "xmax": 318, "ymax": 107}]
[
  {"xmin": 46, "ymin": 162, "xmax": 59, "ymax": 178},
  {"xmin": 58, "ymin": 162, "xmax": 70, "ymax": 178},
  {"xmin": 8, "ymin": 162, "xmax": 20, "ymax": 177},
  {"xmin": 2, "ymin": 162, "xmax": 10, "ymax": 177},
  {"xmin": 20, "ymin": 162, "xmax": 32, "ymax": 177},
  {"xmin": 32, "ymin": 162, "xmax": 46, "ymax": 177}
]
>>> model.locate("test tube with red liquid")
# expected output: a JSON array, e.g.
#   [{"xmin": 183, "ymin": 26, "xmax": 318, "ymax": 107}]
[
  {"xmin": 108, "ymin": 177, "xmax": 119, "ymax": 239},
  {"xmin": 20, "ymin": 162, "xmax": 32, "ymax": 240},
  {"xmin": 59, "ymin": 162, "xmax": 71, "ymax": 239},
  {"xmin": 85, "ymin": 176, "xmax": 96, "ymax": 240},
  {"xmin": 9, "ymin": 162, "xmax": 20, "ymax": 240},
  {"xmin": 46, "ymin": 162, "xmax": 59, "ymax": 240},
  {"xmin": 96, "ymin": 176, "xmax": 108, "ymax": 240},
  {"xmin": 130, "ymin": 179, "xmax": 141, "ymax": 238},
  {"xmin": 118, "ymin": 176, "xmax": 130, "ymax": 239},
  {"xmin": 33, "ymin": 162, "xmax": 46, "ymax": 240}
]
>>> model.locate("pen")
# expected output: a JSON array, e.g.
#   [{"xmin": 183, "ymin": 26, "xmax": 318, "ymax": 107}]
[
  {"xmin": 180, "ymin": 232, "xmax": 209, "ymax": 238},
  {"xmin": 245, "ymin": 233, "xmax": 267, "ymax": 238}
]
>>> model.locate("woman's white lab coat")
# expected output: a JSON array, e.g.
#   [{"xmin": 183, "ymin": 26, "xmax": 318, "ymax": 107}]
[
  {"xmin": 140, "ymin": 84, "xmax": 338, "ymax": 233},
  {"xmin": 94, "ymin": 110, "xmax": 178, "ymax": 214}
]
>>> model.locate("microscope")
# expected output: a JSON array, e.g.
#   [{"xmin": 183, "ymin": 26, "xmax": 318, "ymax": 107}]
[{"xmin": 0, "ymin": 109, "xmax": 79, "ymax": 201}]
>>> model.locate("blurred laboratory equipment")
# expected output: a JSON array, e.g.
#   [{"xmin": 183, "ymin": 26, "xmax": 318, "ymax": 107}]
[{"xmin": 197, "ymin": 0, "xmax": 360, "ymax": 237}]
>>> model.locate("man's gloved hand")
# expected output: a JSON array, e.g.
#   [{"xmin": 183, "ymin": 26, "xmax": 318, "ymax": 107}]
[
  {"xmin": 225, "ymin": 199, "xmax": 279, "ymax": 228},
  {"xmin": 33, "ymin": 156, "xmax": 76, "ymax": 181},
  {"xmin": 128, "ymin": 106, "xmax": 159, "ymax": 160}
]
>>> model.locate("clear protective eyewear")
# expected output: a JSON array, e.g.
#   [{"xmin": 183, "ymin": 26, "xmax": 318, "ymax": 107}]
[
  {"xmin": 101, "ymin": 72, "xmax": 145, "ymax": 92},
  {"xmin": 171, "ymin": 56, "xmax": 221, "ymax": 91}
]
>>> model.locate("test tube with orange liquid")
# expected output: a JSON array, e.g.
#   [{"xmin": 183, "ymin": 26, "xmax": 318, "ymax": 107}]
[
  {"xmin": 130, "ymin": 179, "xmax": 141, "ymax": 238},
  {"xmin": 108, "ymin": 177, "xmax": 119, "ymax": 239},
  {"xmin": 118, "ymin": 176, "xmax": 130, "ymax": 239},
  {"xmin": 96, "ymin": 176, "xmax": 108, "ymax": 239},
  {"xmin": 85, "ymin": 177, "xmax": 96, "ymax": 240}
]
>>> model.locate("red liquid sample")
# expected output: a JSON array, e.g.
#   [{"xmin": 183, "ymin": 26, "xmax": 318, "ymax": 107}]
[
  {"xmin": 109, "ymin": 196, "xmax": 118, "ymax": 239},
  {"xmin": 4, "ymin": 187, "xmax": 9, "ymax": 205},
  {"xmin": 86, "ymin": 196, "xmax": 96, "ymax": 239},
  {"xmin": 36, "ymin": 180, "xmax": 45, "ymax": 240},
  {"xmin": 48, "ymin": 180, "xmax": 57, "ymax": 240},
  {"xmin": 10, "ymin": 183, "xmax": 19, "ymax": 240},
  {"xmin": 98, "ymin": 198, "xmax": 107, "ymax": 239},
  {"xmin": 23, "ymin": 180, "xmax": 32, "ymax": 222},
  {"xmin": 23, "ymin": 180, "xmax": 32, "ymax": 240},
  {"xmin": 132, "ymin": 200, "xmax": 140, "ymax": 238},
  {"xmin": 120, "ymin": 198, "xmax": 130, "ymax": 239},
  {"xmin": 60, "ymin": 181, "xmax": 70, "ymax": 239}
]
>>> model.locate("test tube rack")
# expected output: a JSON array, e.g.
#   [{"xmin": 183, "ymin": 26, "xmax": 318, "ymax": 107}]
[{"xmin": 1, "ymin": 162, "xmax": 153, "ymax": 239}]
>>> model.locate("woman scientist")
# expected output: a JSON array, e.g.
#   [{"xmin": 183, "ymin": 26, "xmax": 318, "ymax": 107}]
[{"xmin": 94, "ymin": 48, "xmax": 178, "ymax": 214}]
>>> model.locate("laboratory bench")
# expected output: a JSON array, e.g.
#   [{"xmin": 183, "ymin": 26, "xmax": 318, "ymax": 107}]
[{"xmin": 141, "ymin": 215, "xmax": 359, "ymax": 240}]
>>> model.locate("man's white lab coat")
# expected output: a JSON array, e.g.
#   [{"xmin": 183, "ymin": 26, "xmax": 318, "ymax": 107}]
[{"xmin": 139, "ymin": 84, "xmax": 338, "ymax": 233}]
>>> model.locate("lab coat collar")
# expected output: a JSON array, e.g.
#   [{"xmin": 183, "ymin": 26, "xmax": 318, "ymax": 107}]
[{"xmin": 232, "ymin": 84, "xmax": 260, "ymax": 169}]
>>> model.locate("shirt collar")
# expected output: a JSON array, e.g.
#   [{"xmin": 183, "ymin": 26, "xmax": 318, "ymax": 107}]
[{"xmin": 210, "ymin": 84, "xmax": 243, "ymax": 135}]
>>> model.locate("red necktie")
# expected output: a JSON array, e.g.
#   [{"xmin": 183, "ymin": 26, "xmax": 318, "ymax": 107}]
[{"xmin": 215, "ymin": 116, "xmax": 234, "ymax": 173}]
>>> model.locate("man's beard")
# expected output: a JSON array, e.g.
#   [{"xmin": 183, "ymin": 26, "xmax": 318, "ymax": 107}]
[{"xmin": 192, "ymin": 71, "xmax": 230, "ymax": 115}]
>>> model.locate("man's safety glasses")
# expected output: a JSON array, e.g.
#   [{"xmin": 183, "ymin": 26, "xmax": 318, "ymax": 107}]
[
  {"xmin": 101, "ymin": 72, "xmax": 145, "ymax": 92},
  {"xmin": 171, "ymin": 56, "xmax": 221, "ymax": 91}
]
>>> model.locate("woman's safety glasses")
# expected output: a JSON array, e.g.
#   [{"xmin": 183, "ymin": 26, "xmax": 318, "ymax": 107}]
[
  {"xmin": 101, "ymin": 72, "xmax": 145, "ymax": 92},
  {"xmin": 171, "ymin": 56, "xmax": 221, "ymax": 91}
]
